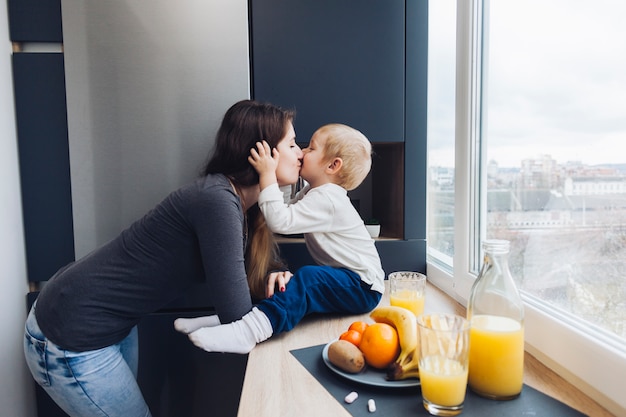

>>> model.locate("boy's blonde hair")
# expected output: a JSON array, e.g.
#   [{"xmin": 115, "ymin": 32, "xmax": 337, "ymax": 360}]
[{"xmin": 316, "ymin": 123, "xmax": 372, "ymax": 191}]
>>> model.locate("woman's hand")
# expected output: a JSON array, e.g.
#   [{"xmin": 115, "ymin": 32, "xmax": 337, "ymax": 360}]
[
  {"xmin": 265, "ymin": 270, "xmax": 293, "ymax": 298},
  {"xmin": 249, "ymin": 141, "xmax": 280, "ymax": 191}
]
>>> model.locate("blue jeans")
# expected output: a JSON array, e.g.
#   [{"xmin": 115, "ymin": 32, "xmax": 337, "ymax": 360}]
[
  {"xmin": 257, "ymin": 265, "xmax": 382, "ymax": 333},
  {"xmin": 24, "ymin": 304, "xmax": 151, "ymax": 417}
]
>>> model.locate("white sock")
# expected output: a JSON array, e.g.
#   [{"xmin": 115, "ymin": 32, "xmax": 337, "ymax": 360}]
[
  {"xmin": 187, "ymin": 307, "xmax": 273, "ymax": 354},
  {"xmin": 174, "ymin": 315, "xmax": 221, "ymax": 334}
]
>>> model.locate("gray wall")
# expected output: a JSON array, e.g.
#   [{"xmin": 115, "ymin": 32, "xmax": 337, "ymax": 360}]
[
  {"xmin": 62, "ymin": 0, "xmax": 250, "ymax": 257},
  {"xmin": 0, "ymin": 1, "xmax": 37, "ymax": 416}
]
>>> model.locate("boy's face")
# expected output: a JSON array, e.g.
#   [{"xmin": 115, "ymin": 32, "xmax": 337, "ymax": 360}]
[
  {"xmin": 274, "ymin": 122, "xmax": 303, "ymax": 187},
  {"xmin": 300, "ymin": 132, "xmax": 331, "ymax": 188}
]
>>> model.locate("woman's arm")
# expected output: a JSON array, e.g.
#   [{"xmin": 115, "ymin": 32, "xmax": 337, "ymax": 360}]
[{"xmin": 192, "ymin": 189, "xmax": 253, "ymax": 323}]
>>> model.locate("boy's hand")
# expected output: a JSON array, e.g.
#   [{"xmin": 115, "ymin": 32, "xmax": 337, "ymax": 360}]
[{"xmin": 248, "ymin": 140, "xmax": 279, "ymax": 190}]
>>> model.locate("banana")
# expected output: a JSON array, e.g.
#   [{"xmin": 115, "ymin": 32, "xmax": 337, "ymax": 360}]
[
  {"xmin": 369, "ymin": 305, "xmax": 420, "ymax": 380},
  {"xmin": 370, "ymin": 306, "xmax": 418, "ymax": 362},
  {"xmin": 387, "ymin": 350, "xmax": 420, "ymax": 380}
]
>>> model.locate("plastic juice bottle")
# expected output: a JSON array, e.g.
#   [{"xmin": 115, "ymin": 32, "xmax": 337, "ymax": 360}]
[
  {"xmin": 467, "ymin": 240, "xmax": 524, "ymax": 400},
  {"xmin": 420, "ymin": 356, "xmax": 469, "ymax": 406},
  {"xmin": 390, "ymin": 289, "xmax": 425, "ymax": 316}
]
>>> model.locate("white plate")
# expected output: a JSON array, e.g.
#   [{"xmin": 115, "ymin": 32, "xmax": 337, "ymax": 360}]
[{"xmin": 321, "ymin": 341, "xmax": 420, "ymax": 388}]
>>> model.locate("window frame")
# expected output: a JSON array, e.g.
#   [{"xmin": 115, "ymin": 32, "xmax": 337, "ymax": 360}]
[{"xmin": 426, "ymin": 0, "xmax": 626, "ymax": 414}]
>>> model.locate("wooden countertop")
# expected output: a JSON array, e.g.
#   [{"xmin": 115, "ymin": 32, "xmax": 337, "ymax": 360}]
[{"xmin": 237, "ymin": 281, "xmax": 612, "ymax": 416}]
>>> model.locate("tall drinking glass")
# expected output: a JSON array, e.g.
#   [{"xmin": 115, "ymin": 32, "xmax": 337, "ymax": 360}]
[{"xmin": 418, "ymin": 314, "xmax": 470, "ymax": 416}]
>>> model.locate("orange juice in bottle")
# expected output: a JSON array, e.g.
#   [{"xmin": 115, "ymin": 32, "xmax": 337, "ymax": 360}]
[{"xmin": 469, "ymin": 315, "xmax": 524, "ymax": 398}]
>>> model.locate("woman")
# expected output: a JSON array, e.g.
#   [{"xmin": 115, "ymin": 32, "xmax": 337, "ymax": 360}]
[{"xmin": 23, "ymin": 99, "xmax": 303, "ymax": 417}]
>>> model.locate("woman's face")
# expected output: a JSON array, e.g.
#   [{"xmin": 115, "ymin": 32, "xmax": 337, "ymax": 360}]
[{"xmin": 274, "ymin": 122, "xmax": 303, "ymax": 186}]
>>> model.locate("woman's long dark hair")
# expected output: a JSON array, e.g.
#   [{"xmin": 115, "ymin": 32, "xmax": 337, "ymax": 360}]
[
  {"xmin": 203, "ymin": 99, "xmax": 295, "ymax": 185},
  {"xmin": 202, "ymin": 100, "xmax": 295, "ymax": 299}
]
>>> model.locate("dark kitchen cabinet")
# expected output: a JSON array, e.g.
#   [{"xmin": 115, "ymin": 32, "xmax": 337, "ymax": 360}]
[
  {"xmin": 251, "ymin": 0, "xmax": 428, "ymax": 273},
  {"xmin": 8, "ymin": 0, "xmax": 63, "ymax": 42},
  {"xmin": 251, "ymin": 0, "xmax": 405, "ymax": 143},
  {"xmin": 12, "ymin": 52, "xmax": 75, "ymax": 283}
]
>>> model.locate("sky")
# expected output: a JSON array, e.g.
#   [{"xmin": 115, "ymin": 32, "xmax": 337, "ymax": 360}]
[{"xmin": 427, "ymin": 0, "xmax": 626, "ymax": 169}]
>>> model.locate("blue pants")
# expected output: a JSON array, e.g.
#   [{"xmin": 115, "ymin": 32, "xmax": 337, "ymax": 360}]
[
  {"xmin": 257, "ymin": 265, "xmax": 382, "ymax": 334},
  {"xmin": 23, "ymin": 304, "xmax": 151, "ymax": 417}
]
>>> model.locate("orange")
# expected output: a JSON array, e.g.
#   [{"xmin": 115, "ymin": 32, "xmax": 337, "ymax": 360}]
[
  {"xmin": 348, "ymin": 321, "xmax": 369, "ymax": 334},
  {"xmin": 339, "ymin": 329, "xmax": 362, "ymax": 347},
  {"xmin": 359, "ymin": 322, "xmax": 400, "ymax": 369}
]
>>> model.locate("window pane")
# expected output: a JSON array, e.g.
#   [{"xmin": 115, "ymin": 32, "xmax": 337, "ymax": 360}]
[
  {"xmin": 427, "ymin": 0, "xmax": 457, "ymax": 264},
  {"xmin": 484, "ymin": 0, "xmax": 626, "ymax": 340}
]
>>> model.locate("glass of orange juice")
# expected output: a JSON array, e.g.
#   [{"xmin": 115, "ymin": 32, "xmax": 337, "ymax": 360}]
[
  {"xmin": 417, "ymin": 314, "xmax": 470, "ymax": 416},
  {"xmin": 389, "ymin": 271, "xmax": 426, "ymax": 316}
]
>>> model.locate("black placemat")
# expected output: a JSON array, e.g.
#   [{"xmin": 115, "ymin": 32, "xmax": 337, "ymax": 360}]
[{"xmin": 290, "ymin": 344, "xmax": 587, "ymax": 417}]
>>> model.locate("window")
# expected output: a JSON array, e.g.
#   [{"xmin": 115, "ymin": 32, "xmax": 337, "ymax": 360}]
[
  {"xmin": 427, "ymin": 0, "xmax": 456, "ymax": 270},
  {"xmin": 426, "ymin": 0, "xmax": 626, "ymax": 413}
]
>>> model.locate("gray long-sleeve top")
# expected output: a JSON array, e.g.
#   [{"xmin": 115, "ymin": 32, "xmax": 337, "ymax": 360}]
[{"xmin": 35, "ymin": 174, "xmax": 253, "ymax": 351}]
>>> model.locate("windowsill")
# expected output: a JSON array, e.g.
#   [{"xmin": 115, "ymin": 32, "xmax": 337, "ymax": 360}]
[{"xmin": 276, "ymin": 236, "xmax": 402, "ymax": 243}]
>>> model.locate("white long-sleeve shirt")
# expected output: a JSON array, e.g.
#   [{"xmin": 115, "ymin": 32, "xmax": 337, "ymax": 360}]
[{"xmin": 258, "ymin": 183, "xmax": 385, "ymax": 293}]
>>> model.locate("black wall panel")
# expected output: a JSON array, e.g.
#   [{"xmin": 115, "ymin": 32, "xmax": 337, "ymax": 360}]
[
  {"xmin": 8, "ymin": 0, "xmax": 63, "ymax": 42},
  {"xmin": 13, "ymin": 53, "xmax": 75, "ymax": 282},
  {"xmin": 404, "ymin": 0, "xmax": 428, "ymax": 240},
  {"xmin": 280, "ymin": 239, "xmax": 426, "ymax": 274},
  {"xmin": 250, "ymin": 0, "xmax": 405, "ymax": 143}
]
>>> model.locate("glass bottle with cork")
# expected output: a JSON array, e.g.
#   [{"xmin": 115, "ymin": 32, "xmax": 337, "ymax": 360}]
[{"xmin": 467, "ymin": 239, "xmax": 524, "ymax": 400}]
